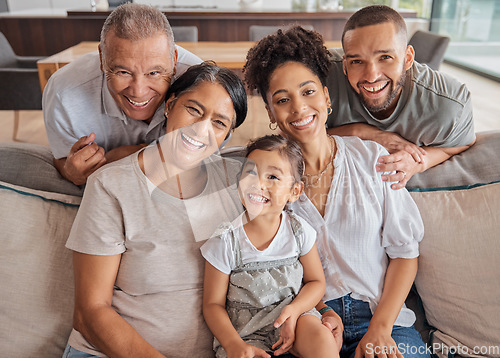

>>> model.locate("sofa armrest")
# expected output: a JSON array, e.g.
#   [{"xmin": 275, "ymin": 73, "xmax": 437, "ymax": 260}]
[
  {"xmin": 406, "ymin": 131, "xmax": 500, "ymax": 356},
  {"xmin": 0, "ymin": 142, "xmax": 83, "ymax": 196},
  {"xmin": 407, "ymin": 130, "xmax": 500, "ymax": 190}
]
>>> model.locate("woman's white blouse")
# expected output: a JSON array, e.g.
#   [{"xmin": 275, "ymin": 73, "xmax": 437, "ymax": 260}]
[{"xmin": 290, "ymin": 136, "xmax": 424, "ymax": 327}]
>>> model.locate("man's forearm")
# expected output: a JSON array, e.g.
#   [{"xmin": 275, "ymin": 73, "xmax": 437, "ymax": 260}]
[
  {"xmin": 420, "ymin": 141, "xmax": 474, "ymax": 171},
  {"xmin": 105, "ymin": 144, "xmax": 148, "ymax": 163},
  {"xmin": 53, "ymin": 157, "xmax": 85, "ymax": 186},
  {"xmin": 327, "ymin": 123, "xmax": 379, "ymax": 138}
]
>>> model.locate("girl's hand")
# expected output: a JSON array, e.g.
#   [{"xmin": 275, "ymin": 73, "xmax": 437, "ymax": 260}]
[
  {"xmin": 225, "ymin": 340, "xmax": 271, "ymax": 358},
  {"xmin": 354, "ymin": 328, "xmax": 403, "ymax": 358},
  {"xmin": 272, "ymin": 305, "xmax": 298, "ymax": 356}
]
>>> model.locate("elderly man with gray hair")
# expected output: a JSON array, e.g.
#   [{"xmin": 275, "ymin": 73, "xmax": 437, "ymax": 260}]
[{"xmin": 43, "ymin": 3, "xmax": 201, "ymax": 185}]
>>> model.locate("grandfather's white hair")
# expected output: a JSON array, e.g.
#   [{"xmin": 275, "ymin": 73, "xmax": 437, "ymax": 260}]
[{"xmin": 100, "ymin": 3, "xmax": 175, "ymax": 63}]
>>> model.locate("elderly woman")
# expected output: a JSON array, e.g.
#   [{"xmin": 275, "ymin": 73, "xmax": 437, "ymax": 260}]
[
  {"xmin": 244, "ymin": 27, "xmax": 428, "ymax": 358},
  {"xmin": 63, "ymin": 62, "xmax": 247, "ymax": 358}
]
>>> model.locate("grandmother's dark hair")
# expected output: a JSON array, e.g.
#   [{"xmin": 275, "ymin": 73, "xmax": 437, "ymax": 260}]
[
  {"xmin": 243, "ymin": 26, "xmax": 331, "ymax": 105},
  {"xmin": 246, "ymin": 135, "xmax": 304, "ymax": 185},
  {"xmin": 166, "ymin": 61, "xmax": 247, "ymax": 128},
  {"xmin": 342, "ymin": 5, "xmax": 407, "ymax": 47}
]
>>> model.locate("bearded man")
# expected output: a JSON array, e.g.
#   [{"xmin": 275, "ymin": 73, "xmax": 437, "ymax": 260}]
[{"xmin": 327, "ymin": 5, "xmax": 475, "ymax": 189}]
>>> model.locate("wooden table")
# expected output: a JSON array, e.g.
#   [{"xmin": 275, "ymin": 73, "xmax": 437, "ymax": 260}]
[{"xmin": 37, "ymin": 40, "xmax": 341, "ymax": 92}]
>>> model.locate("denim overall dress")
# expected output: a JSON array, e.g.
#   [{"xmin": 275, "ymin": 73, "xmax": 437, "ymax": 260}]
[{"xmin": 214, "ymin": 212, "xmax": 320, "ymax": 357}]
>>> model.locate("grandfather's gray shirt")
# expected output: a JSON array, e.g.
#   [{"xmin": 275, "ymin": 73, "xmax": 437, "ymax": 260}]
[
  {"xmin": 326, "ymin": 48, "xmax": 475, "ymax": 148},
  {"xmin": 43, "ymin": 46, "xmax": 202, "ymax": 159}
]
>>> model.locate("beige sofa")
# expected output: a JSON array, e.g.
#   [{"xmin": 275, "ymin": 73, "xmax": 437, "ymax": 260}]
[{"xmin": 1, "ymin": 132, "xmax": 499, "ymax": 357}]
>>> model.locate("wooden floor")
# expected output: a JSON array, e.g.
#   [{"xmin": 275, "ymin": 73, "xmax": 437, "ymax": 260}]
[{"xmin": 1, "ymin": 63, "xmax": 499, "ymax": 147}]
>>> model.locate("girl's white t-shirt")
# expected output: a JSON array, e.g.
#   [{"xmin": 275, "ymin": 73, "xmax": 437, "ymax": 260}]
[{"xmin": 201, "ymin": 211, "xmax": 317, "ymax": 275}]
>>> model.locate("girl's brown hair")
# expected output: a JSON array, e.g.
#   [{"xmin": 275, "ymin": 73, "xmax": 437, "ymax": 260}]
[{"xmin": 246, "ymin": 135, "xmax": 304, "ymax": 184}]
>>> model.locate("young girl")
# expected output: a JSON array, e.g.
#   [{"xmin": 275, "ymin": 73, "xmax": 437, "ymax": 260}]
[{"xmin": 201, "ymin": 135, "xmax": 339, "ymax": 358}]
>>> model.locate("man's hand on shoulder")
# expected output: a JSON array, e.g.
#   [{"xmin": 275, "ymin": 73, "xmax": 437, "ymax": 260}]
[
  {"xmin": 339, "ymin": 125, "xmax": 427, "ymax": 190},
  {"xmin": 372, "ymin": 130, "xmax": 427, "ymax": 164},
  {"xmin": 376, "ymin": 151, "xmax": 424, "ymax": 190},
  {"xmin": 328, "ymin": 124, "xmax": 427, "ymax": 164},
  {"xmin": 54, "ymin": 133, "xmax": 106, "ymax": 186},
  {"xmin": 377, "ymin": 139, "xmax": 476, "ymax": 190},
  {"xmin": 330, "ymin": 124, "xmax": 475, "ymax": 190}
]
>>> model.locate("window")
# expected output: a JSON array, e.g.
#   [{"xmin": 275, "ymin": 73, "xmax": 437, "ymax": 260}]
[{"xmin": 431, "ymin": 0, "xmax": 500, "ymax": 81}]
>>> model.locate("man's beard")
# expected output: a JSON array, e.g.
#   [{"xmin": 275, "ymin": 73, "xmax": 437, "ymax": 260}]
[{"xmin": 352, "ymin": 64, "xmax": 408, "ymax": 116}]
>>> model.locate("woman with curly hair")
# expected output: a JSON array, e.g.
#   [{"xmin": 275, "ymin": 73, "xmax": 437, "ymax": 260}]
[{"xmin": 244, "ymin": 26, "xmax": 428, "ymax": 358}]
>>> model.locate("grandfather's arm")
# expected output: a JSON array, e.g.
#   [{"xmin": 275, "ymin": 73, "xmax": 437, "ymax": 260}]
[{"xmin": 54, "ymin": 133, "xmax": 147, "ymax": 186}]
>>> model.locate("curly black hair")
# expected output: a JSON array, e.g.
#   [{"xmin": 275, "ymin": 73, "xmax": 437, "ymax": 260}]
[{"xmin": 243, "ymin": 26, "xmax": 331, "ymax": 104}]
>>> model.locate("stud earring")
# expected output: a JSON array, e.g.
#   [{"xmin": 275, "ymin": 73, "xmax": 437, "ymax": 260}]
[{"xmin": 269, "ymin": 122, "xmax": 278, "ymax": 131}]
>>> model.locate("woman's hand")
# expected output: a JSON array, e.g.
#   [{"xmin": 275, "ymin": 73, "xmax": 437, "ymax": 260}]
[
  {"xmin": 321, "ymin": 310, "xmax": 343, "ymax": 350},
  {"xmin": 354, "ymin": 328, "xmax": 403, "ymax": 358},
  {"xmin": 355, "ymin": 258, "xmax": 417, "ymax": 358},
  {"xmin": 272, "ymin": 305, "xmax": 299, "ymax": 356},
  {"xmin": 225, "ymin": 340, "xmax": 271, "ymax": 358}
]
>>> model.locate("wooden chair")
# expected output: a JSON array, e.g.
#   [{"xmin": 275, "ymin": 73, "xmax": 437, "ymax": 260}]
[
  {"xmin": 0, "ymin": 32, "xmax": 44, "ymax": 141},
  {"xmin": 0, "ymin": 0, "xmax": 8, "ymax": 12},
  {"xmin": 409, "ymin": 30, "xmax": 450, "ymax": 71},
  {"xmin": 172, "ymin": 26, "xmax": 198, "ymax": 42}
]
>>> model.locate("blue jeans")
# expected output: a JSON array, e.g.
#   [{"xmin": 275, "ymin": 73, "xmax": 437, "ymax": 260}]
[
  {"xmin": 326, "ymin": 294, "xmax": 430, "ymax": 358},
  {"xmin": 62, "ymin": 344, "xmax": 100, "ymax": 358}
]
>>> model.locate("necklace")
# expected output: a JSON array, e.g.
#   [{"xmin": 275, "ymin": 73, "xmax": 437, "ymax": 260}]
[
  {"xmin": 157, "ymin": 141, "xmax": 184, "ymax": 200},
  {"xmin": 303, "ymin": 136, "xmax": 335, "ymax": 188}
]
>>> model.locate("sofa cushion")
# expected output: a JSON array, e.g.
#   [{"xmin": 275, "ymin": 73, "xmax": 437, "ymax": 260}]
[
  {"xmin": 0, "ymin": 142, "xmax": 83, "ymax": 196},
  {"xmin": 0, "ymin": 181, "xmax": 81, "ymax": 357},
  {"xmin": 408, "ymin": 131, "xmax": 500, "ymax": 190},
  {"xmin": 410, "ymin": 183, "xmax": 500, "ymax": 358}
]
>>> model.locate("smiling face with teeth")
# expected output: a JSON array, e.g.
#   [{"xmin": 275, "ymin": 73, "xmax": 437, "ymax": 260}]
[
  {"xmin": 265, "ymin": 62, "xmax": 331, "ymax": 145},
  {"xmin": 342, "ymin": 22, "xmax": 415, "ymax": 119},
  {"xmin": 239, "ymin": 149, "xmax": 302, "ymax": 220},
  {"xmin": 161, "ymin": 81, "xmax": 235, "ymax": 171},
  {"xmin": 100, "ymin": 30, "xmax": 176, "ymax": 123}
]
